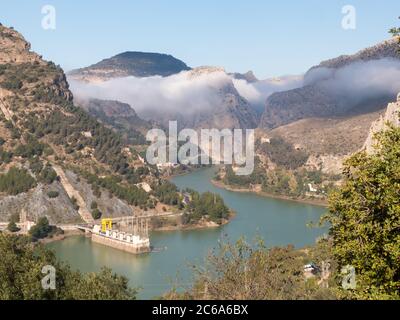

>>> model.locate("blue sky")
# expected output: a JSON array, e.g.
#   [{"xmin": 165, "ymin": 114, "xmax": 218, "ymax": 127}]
[{"xmin": 1, "ymin": 0, "xmax": 399, "ymax": 78}]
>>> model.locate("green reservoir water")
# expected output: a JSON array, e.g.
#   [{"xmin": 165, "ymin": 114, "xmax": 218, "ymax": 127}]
[{"xmin": 47, "ymin": 167, "xmax": 327, "ymax": 299}]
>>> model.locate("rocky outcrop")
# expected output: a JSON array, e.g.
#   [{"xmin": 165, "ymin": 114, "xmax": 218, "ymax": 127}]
[
  {"xmin": 363, "ymin": 93, "xmax": 400, "ymax": 153},
  {"xmin": 52, "ymin": 165, "xmax": 94, "ymax": 224},
  {"xmin": 0, "ymin": 25, "xmax": 43, "ymax": 64},
  {"xmin": 230, "ymin": 71, "xmax": 259, "ymax": 83},
  {"xmin": 0, "ymin": 181, "xmax": 81, "ymax": 224}
]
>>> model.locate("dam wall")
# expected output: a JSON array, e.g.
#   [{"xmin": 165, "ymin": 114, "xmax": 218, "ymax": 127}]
[{"xmin": 92, "ymin": 233, "xmax": 150, "ymax": 254}]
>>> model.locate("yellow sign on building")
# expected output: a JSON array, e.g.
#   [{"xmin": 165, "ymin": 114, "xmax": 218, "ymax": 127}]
[{"xmin": 101, "ymin": 219, "xmax": 113, "ymax": 233}]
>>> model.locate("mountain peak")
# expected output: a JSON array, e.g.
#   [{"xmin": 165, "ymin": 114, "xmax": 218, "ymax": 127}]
[
  {"xmin": 69, "ymin": 51, "xmax": 190, "ymax": 81},
  {"xmin": 0, "ymin": 24, "xmax": 43, "ymax": 64},
  {"xmin": 187, "ymin": 66, "xmax": 226, "ymax": 78},
  {"xmin": 230, "ymin": 71, "xmax": 258, "ymax": 83}
]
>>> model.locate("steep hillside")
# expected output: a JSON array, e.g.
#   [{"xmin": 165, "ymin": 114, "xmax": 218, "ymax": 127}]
[
  {"xmin": 259, "ymin": 37, "xmax": 400, "ymax": 129},
  {"xmin": 268, "ymin": 110, "xmax": 384, "ymax": 157},
  {"xmin": 363, "ymin": 93, "xmax": 400, "ymax": 153},
  {"xmin": 69, "ymin": 51, "xmax": 191, "ymax": 81},
  {"xmin": 76, "ymin": 98, "xmax": 153, "ymax": 145},
  {"xmin": 0, "ymin": 26, "xmax": 163, "ymax": 224}
]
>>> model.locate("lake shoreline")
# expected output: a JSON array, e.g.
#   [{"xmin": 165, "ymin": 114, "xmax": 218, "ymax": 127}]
[
  {"xmin": 153, "ymin": 210, "xmax": 235, "ymax": 232},
  {"xmin": 39, "ymin": 229, "xmax": 85, "ymax": 244},
  {"xmin": 211, "ymin": 179, "xmax": 328, "ymax": 208}
]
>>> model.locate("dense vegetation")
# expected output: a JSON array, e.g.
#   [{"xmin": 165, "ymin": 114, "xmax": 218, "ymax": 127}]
[
  {"xmin": 222, "ymin": 163, "xmax": 337, "ymax": 199},
  {"xmin": 325, "ymin": 124, "xmax": 400, "ymax": 299},
  {"xmin": 0, "ymin": 234, "xmax": 137, "ymax": 299},
  {"xmin": 152, "ymin": 181, "xmax": 180, "ymax": 206},
  {"xmin": 183, "ymin": 189, "xmax": 230, "ymax": 224},
  {"xmin": 75, "ymin": 168, "xmax": 151, "ymax": 209},
  {"xmin": 28, "ymin": 217, "xmax": 57, "ymax": 241},
  {"xmin": 0, "ymin": 167, "xmax": 36, "ymax": 195},
  {"xmin": 0, "ymin": 61, "xmax": 146, "ymax": 187},
  {"xmin": 259, "ymin": 137, "xmax": 309, "ymax": 170}
]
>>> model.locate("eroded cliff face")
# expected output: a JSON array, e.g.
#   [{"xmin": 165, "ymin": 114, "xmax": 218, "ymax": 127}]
[
  {"xmin": 363, "ymin": 93, "xmax": 400, "ymax": 153},
  {"xmin": 0, "ymin": 26, "xmax": 43, "ymax": 64}
]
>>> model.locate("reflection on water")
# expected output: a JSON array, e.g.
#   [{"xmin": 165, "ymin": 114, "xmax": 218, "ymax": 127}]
[{"xmin": 48, "ymin": 167, "xmax": 327, "ymax": 299}]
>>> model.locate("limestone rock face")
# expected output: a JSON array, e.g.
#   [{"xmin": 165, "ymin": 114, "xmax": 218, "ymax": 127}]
[
  {"xmin": 363, "ymin": 94, "xmax": 400, "ymax": 153},
  {"xmin": 0, "ymin": 26, "xmax": 43, "ymax": 64}
]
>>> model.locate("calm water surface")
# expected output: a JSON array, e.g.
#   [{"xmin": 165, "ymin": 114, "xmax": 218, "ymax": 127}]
[{"xmin": 47, "ymin": 167, "xmax": 327, "ymax": 299}]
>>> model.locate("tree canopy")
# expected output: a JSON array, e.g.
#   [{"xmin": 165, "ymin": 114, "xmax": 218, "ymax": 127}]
[
  {"xmin": 0, "ymin": 234, "xmax": 137, "ymax": 300},
  {"xmin": 326, "ymin": 124, "xmax": 400, "ymax": 299}
]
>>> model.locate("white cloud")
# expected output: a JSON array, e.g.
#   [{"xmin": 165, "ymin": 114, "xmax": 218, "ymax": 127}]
[
  {"xmin": 69, "ymin": 69, "xmax": 232, "ymax": 119},
  {"xmin": 232, "ymin": 75, "xmax": 304, "ymax": 111},
  {"xmin": 306, "ymin": 58, "xmax": 400, "ymax": 106}
]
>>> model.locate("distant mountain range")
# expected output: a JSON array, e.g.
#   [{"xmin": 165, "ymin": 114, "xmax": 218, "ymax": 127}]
[
  {"xmin": 259, "ymin": 37, "xmax": 400, "ymax": 129},
  {"xmin": 68, "ymin": 37, "xmax": 400, "ymax": 174},
  {"xmin": 70, "ymin": 38, "xmax": 400, "ymax": 134},
  {"xmin": 70, "ymin": 62, "xmax": 259, "ymax": 130}
]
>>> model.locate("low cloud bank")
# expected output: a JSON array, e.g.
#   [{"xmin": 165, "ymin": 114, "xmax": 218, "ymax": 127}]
[
  {"xmin": 69, "ymin": 70, "xmax": 232, "ymax": 119},
  {"xmin": 69, "ymin": 58, "xmax": 400, "ymax": 121},
  {"xmin": 305, "ymin": 58, "xmax": 400, "ymax": 106},
  {"xmin": 233, "ymin": 75, "xmax": 304, "ymax": 111}
]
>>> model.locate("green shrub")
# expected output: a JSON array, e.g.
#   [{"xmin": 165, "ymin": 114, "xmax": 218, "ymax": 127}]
[
  {"xmin": 47, "ymin": 191, "xmax": 59, "ymax": 198},
  {"xmin": 29, "ymin": 217, "xmax": 52, "ymax": 241},
  {"xmin": 260, "ymin": 137, "xmax": 308, "ymax": 170},
  {"xmin": 91, "ymin": 208, "xmax": 102, "ymax": 220},
  {"xmin": 7, "ymin": 221, "xmax": 20, "ymax": 233},
  {"xmin": 90, "ymin": 201, "xmax": 98, "ymax": 210},
  {"xmin": 38, "ymin": 164, "xmax": 58, "ymax": 184},
  {"xmin": 70, "ymin": 196, "xmax": 79, "ymax": 211}
]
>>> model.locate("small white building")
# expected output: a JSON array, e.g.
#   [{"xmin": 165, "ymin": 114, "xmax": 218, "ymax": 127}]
[
  {"xmin": 308, "ymin": 183, "xmax": 318, "ymax": 192},
  {"xmin": 135, "ymin": 182, "xmax": 152, "ymax": 193},
  {"xmin": 81, "ymin": 131, "xmax": 92, "ymax": 138},
  {"xmin": 156, "ymin": 162, "xmax": 179, "ymax": 170}
]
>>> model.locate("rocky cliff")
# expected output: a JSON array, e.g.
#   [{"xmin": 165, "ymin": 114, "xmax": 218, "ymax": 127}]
[{"xmin": 363, "ymin": 93, "xmax": 400, "ymax": 153}]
